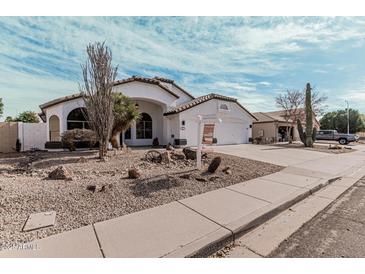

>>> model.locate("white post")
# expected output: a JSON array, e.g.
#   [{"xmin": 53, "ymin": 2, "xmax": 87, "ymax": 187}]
[
  {"xmin": 197, "ymin": 115, "xmax": 203, "ymax": 169},
  {"xmin": 346, "ymin": 100, "xmax": 350, "ymax": 134}
]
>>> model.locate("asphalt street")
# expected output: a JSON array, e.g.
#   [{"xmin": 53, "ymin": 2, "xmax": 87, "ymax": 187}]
[{"xmin": 270, "ymin": 176, "xmax": 365, "ymax": 258}]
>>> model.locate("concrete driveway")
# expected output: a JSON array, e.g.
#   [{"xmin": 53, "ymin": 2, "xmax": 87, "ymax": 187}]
[{"xmin": 213, "ymin": 144, "xmax": 329, "ymax": 166}]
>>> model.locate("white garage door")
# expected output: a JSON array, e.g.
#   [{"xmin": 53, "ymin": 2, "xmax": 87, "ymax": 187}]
[{"xmin": 215, "ymin": 122, "xmax": 249, "ymax": 145}]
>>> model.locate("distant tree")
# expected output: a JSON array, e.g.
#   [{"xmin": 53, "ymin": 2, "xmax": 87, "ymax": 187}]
[
  {"xmin": 110, "ymin": 93, "xmax": 140, "ymax": 149},
  {"xmin": 5, "ymin": 111, "xmax": 39, "ymax": 123},
  {"xmin": 81, "ymin": 41, "xmax": 117, "ymax": 159},
  {"xmin": 320, "ymin": 109, "xmax": 365, "ymax": 133},
  {"xmin": 0, "ymin": 98, "xmax": 3, "ymax": 118},
  {"xmin": 5, "ymin": 116, "xmax": 13, "ymax": 122}
]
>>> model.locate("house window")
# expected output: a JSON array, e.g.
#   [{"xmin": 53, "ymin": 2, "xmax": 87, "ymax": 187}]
[
  {"xmin": 182, "ymin": 120, "xmax": 185, "ymax": 126},
  {"xmin": 219, "ymin": 103, "xmax": 229, "ymax": 110},
  {"xmin": 136, "ymin": 113, "xmax": 152, "ymax": 139},
  {"xmin": 124, "ymin": 127, "xmax": 131, "ymax": 140},
  {"xmin": 67, "ymin": 108, "xmax": 90, "ymax": 130}
]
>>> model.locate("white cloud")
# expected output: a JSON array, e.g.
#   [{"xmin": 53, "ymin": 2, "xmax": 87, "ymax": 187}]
[{"xmin": 1, "ymin": 17, "xmax": 365, "ymax": 117}]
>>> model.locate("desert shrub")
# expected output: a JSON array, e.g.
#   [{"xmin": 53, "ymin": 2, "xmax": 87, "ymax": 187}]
[{"xmin": 61, "ymin": 129, "xmax": 97, "ymax": 151}]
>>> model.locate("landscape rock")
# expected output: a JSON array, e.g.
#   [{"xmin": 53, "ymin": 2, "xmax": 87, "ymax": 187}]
[
  {"xmin": 182, "ymin": 147, "xmax": 208, "ymax": 160},
  {"xmin": 222, "ymin": 166, "xmax": 232, "ymax": 175},
  {"xmin": 128, "ymin": 168, "xmax": 141, "ymax": 179},
  {"xmin": 161, "ymin": 151, "xmax": 172, "ymax": 164},
  {"xmin": 195, "ymin": 176, "xmax": 208, "ymax": 182},
  {"xmin": 208, "ymin": 156, "xmax": 222, "ymax": 173},
  {"xmin": 179, "ymin": 173, "xmax": 191, "ymax": 179},
  {"xmin": 48, "ymin": 166, "xmax": 73, "ymax": 181},
  {"xmin": 86, "ymin": 185, "xmax": 96, "ymax": 193},
  {"xmin": 166, "ymin": 143, "xmax": 174, "ymax": 151},
  {"xmin": 171, "ymin": 152, "xmax": 186, "ymax": 161},
  {"xmin": 183, "ymin": 147, "xmax": 197, "ymax": 160},
  {"xmin": 78, "ymin": 156, "xmax": 88, "ymax": 163}
]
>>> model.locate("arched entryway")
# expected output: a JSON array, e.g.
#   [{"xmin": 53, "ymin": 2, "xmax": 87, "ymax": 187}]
[
  {"xmin": 67, "ymin": 108, "xmax": 89, "ymax": 130},
  {"xmin": 49, "ymin": 115, "xmax": 60, "ymax": 141}
]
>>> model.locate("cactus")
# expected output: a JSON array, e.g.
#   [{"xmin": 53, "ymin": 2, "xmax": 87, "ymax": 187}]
[
  {"xmin": 297, "ymin": 83, "xmax": 316, "ymax": 147},
  {"xmin": 297, "ymin": 119, "xmax": 306, "ymax": 144},
  {"xmin": 312, "ymin": 127, "xmax": 317, "ymax": 143},
  {"xmin": 305, "ymin": 83, "xmax": 313, "ymax": 147}
]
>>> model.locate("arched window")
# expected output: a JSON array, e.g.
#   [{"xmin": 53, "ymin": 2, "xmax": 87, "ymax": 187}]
[
  {"xmin": 136, "ymin": 113, "xmax": 152, "ymax": 139},
  {"xmin": 67, "ymin": 108, "xmax": 90, "ymax": 130},
  {"xmin": 220, "ymin": 103, "xmax": 229, "ymax": 110}
]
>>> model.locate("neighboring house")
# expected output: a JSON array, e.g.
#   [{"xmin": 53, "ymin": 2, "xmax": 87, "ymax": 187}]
[
  {"xmin": 252, "ymin": 109, "xmax": 320, "ymax": 143},
  {"xmin": 39, "ymin": 76, "xmax": 257, "ymax": 148}
]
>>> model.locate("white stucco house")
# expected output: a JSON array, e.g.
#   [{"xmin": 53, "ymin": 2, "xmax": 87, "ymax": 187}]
[{"xmin": 39, "ymin": 76, "xmax": 257, "ymax": 148}]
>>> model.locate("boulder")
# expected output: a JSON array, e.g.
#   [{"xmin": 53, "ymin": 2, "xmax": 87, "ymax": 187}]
[
  {"xmin": 128, "ymin": 168, "xmax": 141, "ymax": 179},
  {"xmin": 208, "ymin": 156, "xmax": 222, "ymax": 173},
  {"xmin": 183, "ymin": 147, "xmax": 197, "ymax": 160},
  {"xmin": 182, "ymin": 147, "xmax": 207, "ymax": 160},
  {"xmin": 48, "ymin": 166, "xmax": 73, "ymax": 181}
]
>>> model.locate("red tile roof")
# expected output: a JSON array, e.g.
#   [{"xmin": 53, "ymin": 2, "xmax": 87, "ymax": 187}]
[
  {"xmin": 164, "ymin": 93, "xmax": 257, "ymax": 120},
  {"xmin": 114, "ymin": 76, "xmax": 180, "ymax": 98}
]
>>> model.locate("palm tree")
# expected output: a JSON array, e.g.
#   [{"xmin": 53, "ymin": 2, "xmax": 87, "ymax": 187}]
[{"xmin": 110, "ymin": 93, "xmax": 140, "ymax": 148}]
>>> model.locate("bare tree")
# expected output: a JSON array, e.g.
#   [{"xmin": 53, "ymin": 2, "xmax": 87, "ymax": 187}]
[
  {"xmin": 275, "ymin": 89, "xmax": 304, "ymax": 143},
  {"xmin": 80, "ymin": 42, "xmax": 117, "ymax": 159},
  {"xmin": 311, "ymin": 89, "xmax": 328, "ymax": 117}
]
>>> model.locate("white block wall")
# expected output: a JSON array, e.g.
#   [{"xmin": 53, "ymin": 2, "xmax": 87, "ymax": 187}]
[{"xmin": 18, "ymin": 122, "xmax": 47, "ymax": 151}]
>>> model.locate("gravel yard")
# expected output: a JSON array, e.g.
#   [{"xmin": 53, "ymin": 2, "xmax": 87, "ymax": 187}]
[
  {"xmin": 273, "ymin": 142, "xmax": 355, "ymax": 154},
  {"xmin": 0, "ymin": 148, "xmax": 283, "ymax": 247}
]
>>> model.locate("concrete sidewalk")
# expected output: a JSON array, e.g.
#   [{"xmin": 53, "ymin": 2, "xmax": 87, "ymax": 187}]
[{"xmin": 2, "ymin": 146, "xmax": 365, "ymax": 258}]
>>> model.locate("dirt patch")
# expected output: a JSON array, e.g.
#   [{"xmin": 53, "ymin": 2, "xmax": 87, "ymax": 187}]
[{"xmin": 0, "ymin": 148, "xmax": 283, "ymax": 247}]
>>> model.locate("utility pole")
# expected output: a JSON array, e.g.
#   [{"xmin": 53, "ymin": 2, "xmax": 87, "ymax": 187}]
[{"xmin": 345, "ymin": 100, "xmax": 350, "ymax": 134}]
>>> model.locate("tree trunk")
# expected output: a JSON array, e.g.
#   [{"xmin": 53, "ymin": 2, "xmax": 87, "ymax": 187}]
[{"xmin": 110, "ymin": 131, "xmax": 121, "ymax": 149}]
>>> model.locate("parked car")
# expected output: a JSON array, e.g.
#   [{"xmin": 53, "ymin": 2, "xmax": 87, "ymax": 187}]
[{"xmin": 316, "ymin": 129, "xmax": 358, "ymax": 145}]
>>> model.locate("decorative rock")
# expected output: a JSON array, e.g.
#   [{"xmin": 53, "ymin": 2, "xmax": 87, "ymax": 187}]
[
  {"xmin": 128, "ymin": 168, "xmax": 141, "ymax": 179},
  {"xmin": 86, "ymin": 185, "xmax": 96, "ymax": 193},
  {"xmin": 171, "ymin": 152, "xmax": 186, "ymax": 161},
  {"xmin": 208, "ymin": 156, "xmax": 222, "ymax": 173},
  {"xmin": 48, "ymin": 166, "xmax": 73, "ymax": 181},
  {"xmin": 179, "ymin": 173, "xmax": 191, "ymax": 179},
  {"xmin": 183, "ymin": 147, "xmax": 196, "ymax": 160},
  {"xmin": 161, "ymin": 151, "xmax": 172, "ymax": 164},
  {"xmin": 78, "ymin": 156, "xmax": 88, "ymax": 163},
  {"xmin": 166, "ymin": 143, "xmax": 174, "ymax": 151},
  {"xmin": 222, "ymin": 166, "xmax": 232, "ymax": 175},
  {"xmin": 195, "ymin": 176, "xmax": 208, "ymax": 182}
]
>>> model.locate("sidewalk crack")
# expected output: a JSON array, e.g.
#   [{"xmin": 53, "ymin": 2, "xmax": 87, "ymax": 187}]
[
  {"xmin": 92, "ymin": 224, "xmax": 105, "ymax": 258},
  {"xmin": 177, "ymin": 201, "xmax": 234, "ymax": 234}
]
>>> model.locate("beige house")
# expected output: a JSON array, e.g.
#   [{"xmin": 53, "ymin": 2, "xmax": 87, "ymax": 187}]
[{"xmin": 252, "ymin": 110, "xmax": 320, "ymax": 144}]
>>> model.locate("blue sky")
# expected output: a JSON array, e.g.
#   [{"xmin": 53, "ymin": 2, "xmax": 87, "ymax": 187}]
[{"xmin": 1, "ymin": 16, "xmax": 365, "ymax": 120}]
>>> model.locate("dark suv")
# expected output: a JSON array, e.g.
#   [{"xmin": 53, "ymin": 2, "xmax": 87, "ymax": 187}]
[{"xmin": 316, "ymin": 130, "xmax": 359, "ymax": 145}]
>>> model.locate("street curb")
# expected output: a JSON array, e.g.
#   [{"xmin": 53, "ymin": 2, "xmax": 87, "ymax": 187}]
[{"xmin": 186, "ymin": 175, "xmax": 342, "ymax": 258}]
